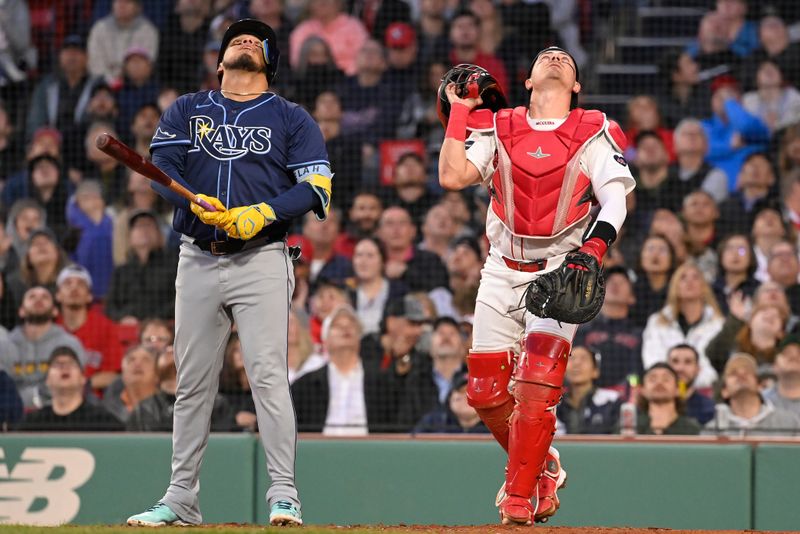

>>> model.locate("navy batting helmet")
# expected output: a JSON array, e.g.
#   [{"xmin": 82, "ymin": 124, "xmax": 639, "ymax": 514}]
[
  {"xmin": 217, "ymin": 19, "xmax": 280, "ymax": 84},
  {"xmin": 436, "ymin": 64, "xmax": 507, "ymax": 128}
]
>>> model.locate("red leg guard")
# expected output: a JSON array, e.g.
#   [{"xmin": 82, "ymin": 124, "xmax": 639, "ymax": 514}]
[
  {"xmin": 505, "ymin": 333, "xmax": 570, "ymax": 500},
  {"xmin": 466, "ymin": 350, "xmax": 515, "ymax": 451}
]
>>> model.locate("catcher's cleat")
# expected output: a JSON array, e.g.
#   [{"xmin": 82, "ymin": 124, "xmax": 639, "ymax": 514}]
[
  {"xmin": 269, "ymin": 500, "xmax": 303, "ymax": 526},
  {"xmin": 534, "ymin": 448, "xmax": 568, "ymax": 523},
  {"xmin": 495, "ymin": 447, "xmax": 568, "ymax": 523},
  {"xmin": 499, "ymin": 495, "xmax": 534, "ymax": 526},
  {"xmin": 126, "ymin": 502, "xmax": 189, "ymax": 527}
]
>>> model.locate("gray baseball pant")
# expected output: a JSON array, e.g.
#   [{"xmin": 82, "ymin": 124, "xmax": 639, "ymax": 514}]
[{"xmin": 162, "ymin": 239, "xmax": 298, "ymax": 524}]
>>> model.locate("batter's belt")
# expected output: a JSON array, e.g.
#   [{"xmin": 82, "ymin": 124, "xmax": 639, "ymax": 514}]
[{"xmin": 193, "ymin": 235, "xmax": 278, "ymax": 256}]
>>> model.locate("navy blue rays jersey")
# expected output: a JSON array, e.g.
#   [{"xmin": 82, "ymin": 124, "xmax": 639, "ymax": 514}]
[{"xmin": 149, "ymin": 90, "xmax": 331, "ymax": 242}]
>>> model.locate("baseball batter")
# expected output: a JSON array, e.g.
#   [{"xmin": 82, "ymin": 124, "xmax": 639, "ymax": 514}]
[
  {"xmin": 438, "ymin": 49, "xmax": 635, "ymax": 525},
  {"xmin": 127, "ymin": 19, "xmax": 331, "ymax": 527}
]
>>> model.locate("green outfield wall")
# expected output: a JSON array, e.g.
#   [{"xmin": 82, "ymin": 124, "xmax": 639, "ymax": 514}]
[{"xmin": 0, "ymin": 435, "xmax": 797, "ymax": 530}]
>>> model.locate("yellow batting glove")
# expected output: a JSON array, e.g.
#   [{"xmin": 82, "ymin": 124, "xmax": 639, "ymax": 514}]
[
  {"xmin": 190, "ymin": 194, "xmax": 234, "ymax": 228},
  {"xmin": 301, "ymin": 174, "xmax": 333, "ymax": 219},
  {"xmin": 224, "ymin": 202, "xmax": 276, "ymax": 240}
]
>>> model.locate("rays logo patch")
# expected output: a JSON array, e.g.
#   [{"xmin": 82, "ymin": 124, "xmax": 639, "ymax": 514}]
[{"xmin": 613, "ymin": 154, "xmax": 627, "ymax": 167}]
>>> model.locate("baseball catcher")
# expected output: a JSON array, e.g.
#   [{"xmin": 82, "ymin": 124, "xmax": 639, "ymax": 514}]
[{"xmin": 438, "ymin": 47, "xmax": 634, "ymax": 526}]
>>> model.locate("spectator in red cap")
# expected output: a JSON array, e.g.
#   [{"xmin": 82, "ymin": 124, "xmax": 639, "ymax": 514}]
[{"xmin": 384, "ymin": 22, "xmax": 422, "ymax": 121}]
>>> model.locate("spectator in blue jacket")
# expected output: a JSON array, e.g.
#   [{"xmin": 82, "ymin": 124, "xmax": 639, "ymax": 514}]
[
  {"xmin": 702, "ymin": 81, "xmax": 770, "ymax": 190},
  {"xmin": 67, "ymin": 180, "xmax": 114, "ymax": 299}
]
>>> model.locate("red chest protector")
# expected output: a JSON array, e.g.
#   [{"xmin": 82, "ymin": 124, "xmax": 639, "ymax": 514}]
[{"xmin": 490, "ymin": 107, "xmax": 605, "ymax": 238}]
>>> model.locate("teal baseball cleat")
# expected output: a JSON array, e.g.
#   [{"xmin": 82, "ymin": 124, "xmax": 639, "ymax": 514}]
[
  {"xmin": 269, "ymin": 500, "xmax": 303, "ymax": 526},
  {"xmin": 126, "ymin": 502, "xmax": 189, "ymax": 527}
]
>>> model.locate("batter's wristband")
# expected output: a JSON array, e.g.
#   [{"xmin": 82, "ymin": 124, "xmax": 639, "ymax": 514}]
[{"xmin": 445, "ymin": 103, "xmax": 470, "ymax": 142}]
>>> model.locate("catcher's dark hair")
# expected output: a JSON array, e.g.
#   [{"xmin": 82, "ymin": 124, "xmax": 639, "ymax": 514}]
[
  {"xmin": 667, "ymin": 343, "xmax": 700, "ymax": 363},
  {"xmin": 526, "ymin": 46, "xmax": 580, "ymax": 109}
]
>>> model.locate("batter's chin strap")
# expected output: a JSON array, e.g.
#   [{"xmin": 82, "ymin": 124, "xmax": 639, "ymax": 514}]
[{"xmin": 301, "ymin": 174, "xmax": 332, "ymax": 220}]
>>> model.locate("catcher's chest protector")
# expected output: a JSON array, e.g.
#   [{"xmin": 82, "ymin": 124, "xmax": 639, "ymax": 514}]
[{"xmin": 491, "ymin": 107, "xmax": 604, "ymax": 238}]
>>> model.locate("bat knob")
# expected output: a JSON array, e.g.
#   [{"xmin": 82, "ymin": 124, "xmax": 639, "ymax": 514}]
[
  {"xmin": 196, "ymin": 197, "xmax": 217, "ymax": 212},
  {"xmin": 95, "ymin": 133, "xmax": 111, "ymax": 149}
]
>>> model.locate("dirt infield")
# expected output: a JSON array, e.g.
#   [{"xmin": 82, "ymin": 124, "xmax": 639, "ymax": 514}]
[{"xmin": 2, "ymin": 525, "xmax": 796, "ymax": 534}]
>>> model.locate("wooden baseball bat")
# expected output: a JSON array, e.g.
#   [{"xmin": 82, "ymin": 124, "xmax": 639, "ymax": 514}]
[{"xmin": 95, "ymin": 133, "xmax": 217, "ymax": 212}]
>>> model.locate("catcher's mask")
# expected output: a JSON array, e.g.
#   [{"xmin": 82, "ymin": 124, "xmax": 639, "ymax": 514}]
[
  {"xmin": 528, "ymin": 46, "xmax": 580, "ymax": 109},
  {"xmin": 218, "ymin": 19, "xmax": 280, "ymax": 84},
  {"xmin": 437, "ymin": 64, "xmax": 508, "ymax": 128}
]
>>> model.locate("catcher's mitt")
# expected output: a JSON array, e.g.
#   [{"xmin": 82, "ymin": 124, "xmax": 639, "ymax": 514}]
[{"xmin": 524, "ymin": 251, "xmax": 605, "ymax": 324}]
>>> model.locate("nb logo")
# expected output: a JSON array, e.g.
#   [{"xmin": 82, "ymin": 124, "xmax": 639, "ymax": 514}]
[
  {"xmin": 189, "ymin": 115, "xmax": 272, "ymax": 161},
  {"xmin": 0, "ymin": 447, "xmax": 95, "ymax": 525}
]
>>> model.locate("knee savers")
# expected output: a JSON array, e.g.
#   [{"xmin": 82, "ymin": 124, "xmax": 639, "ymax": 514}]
[
  {"xmin": 466, "ymin": 350, "xmax": 514, "ymax": 409},
  {"xmin": 514, "ymin": 333, "xmax": 570, "ymax": 388}
]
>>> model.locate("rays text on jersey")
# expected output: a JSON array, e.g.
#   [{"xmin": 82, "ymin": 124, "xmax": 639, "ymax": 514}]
[{"xmin": 188, "ymin": 115, "xmax": 272, "ymax": 160}]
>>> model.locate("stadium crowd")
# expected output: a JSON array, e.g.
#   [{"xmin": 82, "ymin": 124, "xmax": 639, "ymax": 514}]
[{"xmin": 1, "ymin": 0, "xmax": 800, "ymax": 437}]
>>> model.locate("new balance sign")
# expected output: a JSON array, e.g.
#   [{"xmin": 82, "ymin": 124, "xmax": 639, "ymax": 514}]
[{"xmin": 0, "ymin": 447, "xmax": 95, "ymax": 525}]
